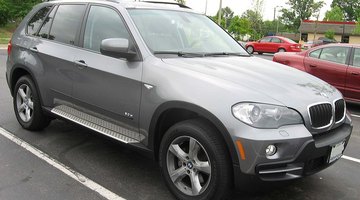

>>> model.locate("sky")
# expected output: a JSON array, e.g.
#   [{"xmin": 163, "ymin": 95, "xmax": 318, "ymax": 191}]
[{"xmin": 180, "ymin": 0, "xmax": 333, "ymax": 21}]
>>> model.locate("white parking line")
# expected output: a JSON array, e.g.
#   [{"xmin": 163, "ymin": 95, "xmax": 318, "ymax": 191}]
[
  {"xmin": 351, "ymin": 114, "xmax": 360, "ymax": 118},
  {"xmin": 342, "ymin": 155, "xmax": 360, "ymax": 164},
  {"xmin": 0, "ymin": 127, "xmax": 125, "ymax": 200}
]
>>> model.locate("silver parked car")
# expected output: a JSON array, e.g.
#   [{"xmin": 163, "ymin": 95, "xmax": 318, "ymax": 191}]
[{"xmin": 6, "ymin": 0, "xmax": 352, "ymax": 199}]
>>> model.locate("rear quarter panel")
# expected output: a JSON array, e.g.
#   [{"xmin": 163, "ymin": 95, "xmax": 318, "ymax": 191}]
[{"xmin": 273, "ymin": 52, "xmax": 306, "ymax": 71}]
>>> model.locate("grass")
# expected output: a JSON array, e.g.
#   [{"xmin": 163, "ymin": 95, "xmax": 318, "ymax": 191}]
[{"xmin": 0, "ymin": 23, "xmax": 16, "ymax": 45}]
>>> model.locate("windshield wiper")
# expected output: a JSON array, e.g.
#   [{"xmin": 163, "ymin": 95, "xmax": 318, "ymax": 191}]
[
  {"xmin": 204, "ymin": 52, "xmax": 250, "ymax": 57},
  {"xmin": 153, "ymin": 51, "xmax": 205, "ymax": 57}
]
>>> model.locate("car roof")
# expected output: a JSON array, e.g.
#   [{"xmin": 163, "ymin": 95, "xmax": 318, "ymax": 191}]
[{"xmin": 45, "ymin": 0, "xmax": 198, "ymax": 13}]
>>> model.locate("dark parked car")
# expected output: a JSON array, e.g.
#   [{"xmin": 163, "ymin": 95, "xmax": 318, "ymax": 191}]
[
  {"xmin": 6, "ymin": 1, "xmax": 352, "ymax": 199},
  {"xmin": 273, "ymin": 44, "xmax": 360, "ymax": 103},
  {"xmin": 245, "ymin": 36, "xmax": 301, "ymax": 54}
]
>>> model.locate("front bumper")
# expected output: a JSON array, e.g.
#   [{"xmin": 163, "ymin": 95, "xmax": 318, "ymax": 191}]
[{"xmin": 232, "ymin": 115, "xmax": 352, "ymax": 182}]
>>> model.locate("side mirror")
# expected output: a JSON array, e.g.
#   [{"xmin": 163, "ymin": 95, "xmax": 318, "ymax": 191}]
[{"xmin": 100, "ymin": 38, "xmax": 137, "ymax": 60}]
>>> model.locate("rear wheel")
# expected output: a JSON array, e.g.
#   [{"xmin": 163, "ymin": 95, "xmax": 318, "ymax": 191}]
[
  {"xmin": 159, "ymin": 119, "xmax": 231, "ymax": 200},
  {"xmin": 13, "ymin": 76, "xmax": 51, "ymax": 131},
  {"xmin": 246, "ymin": 46, "xmax": 254, "ymax": 54},
  {"xmin": 278, "ymin": 48, "xmax": 286, "ymax": 52}
]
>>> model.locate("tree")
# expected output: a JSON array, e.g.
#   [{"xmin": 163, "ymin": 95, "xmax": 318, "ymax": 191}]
[
  {"xmin": 228, "ymin": 16, "xmax": 251, "ymax": 40},
  {"xmin": 213, "ymin": 7, "xmax": 234, "ymax": 28},
  {"xmin": 354, "ymin": 17, "xmax": 360, "ymax": 34},
  {"xmin": 280, "ymin": 0, "xmax": 324, "ymax": 31},
  {"xmin": 325, "ymin": 29, "xmax": 335, "ymax": 39},
  {"xmin": 323, "ymin": 6, "xmax": 344, "ymax": 21},
  {"xmin": 241, "ymin": 0, "xmax": 264, "ymax": 40},
  {"xmin": 0, "ymin": 0, "xmax": 10, "ymax": 26},
  {"xmin": 331, "ymin": 0, "xmax": 360, "ymax": 21}
]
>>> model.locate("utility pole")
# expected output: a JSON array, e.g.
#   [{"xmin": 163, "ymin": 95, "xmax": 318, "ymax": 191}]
[
  {"xmin": 205, "ymin": 0, "xmax": 208, "ymax": 15},
  {"xmin": 217, "ymin": 0, "xmax": 222, "ymax": 25}
]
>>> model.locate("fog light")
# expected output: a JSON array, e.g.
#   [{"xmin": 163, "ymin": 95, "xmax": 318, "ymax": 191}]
[{"xmin": 265, "ymin": 145, "xmax": 277, "ymax": 156}]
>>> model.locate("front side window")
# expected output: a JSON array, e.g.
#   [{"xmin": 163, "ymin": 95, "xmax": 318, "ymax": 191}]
[
  {"xmin": 128, "ymin": 9, "xmax": 248, "ymax": 56},
  {"xmin": 319, "ymin": 47, "xmax": 349, "ymax": 65},
  {"xmin": 84, "ymin": 6, "xmax": 129, "ymax": 52},
  {"xmin": 27, "ymin": 6, "xmax": 52, "ymax": 35},
  {"xmin": 49, "ymin": 4, "xmax": 86, "ymax": 45},
  {"xmin": 353, "ymin": 48, "xmax": 360, "ymax": 67}
]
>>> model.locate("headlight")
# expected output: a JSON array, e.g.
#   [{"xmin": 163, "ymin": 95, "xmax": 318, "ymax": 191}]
[{"xmin": 232, "ymin": 103, "xmax": 303, "ymax": 128}]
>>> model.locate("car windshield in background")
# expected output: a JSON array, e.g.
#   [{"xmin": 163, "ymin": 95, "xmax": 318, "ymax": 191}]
[{"xmin": 128, "ymin": 9, "xmax": 249, "ymax": 57}]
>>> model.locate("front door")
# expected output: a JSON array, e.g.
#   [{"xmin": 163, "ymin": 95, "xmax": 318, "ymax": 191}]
[
  {"xmin": 72, "ymin": 5, "xmax": 142, "ymax": 132},
  {"xmin": 304, "ymin": 46, "xmax": 350, "ymax": 94}
]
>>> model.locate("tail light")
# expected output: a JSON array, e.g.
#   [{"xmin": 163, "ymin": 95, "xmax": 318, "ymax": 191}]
[{"xmin": 7, "ymin": 40, "xmax": 12, "ymax": 55}]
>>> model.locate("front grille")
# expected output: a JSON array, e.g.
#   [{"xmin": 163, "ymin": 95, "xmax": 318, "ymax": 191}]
[
  {"xmin": 309, "ymin": 103, "xmax": 332, "ymax": 128},
  {"xmin": 334, "ymin": 99, "xmax": 345, "ymax": 123}
]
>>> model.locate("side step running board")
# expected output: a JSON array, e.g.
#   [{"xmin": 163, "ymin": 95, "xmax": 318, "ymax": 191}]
[{"xmin": 51, "ymin": 105, "xmax": 141, "ymax": 144}]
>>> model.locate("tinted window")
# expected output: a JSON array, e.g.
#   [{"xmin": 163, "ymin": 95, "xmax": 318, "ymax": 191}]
[
  {"xmin": 260, "ymin": 37, "xmax": 271, "ymax": 43},
  {"xmin": 353, "ymin": 48, "xmax": 360, "ymax": 67},
  {"xmin": 49, "ymin": 5, "xmax": 86, "ymax": 45},
  {"xmin": 319, "ymin": 47, "xmax": 349, "ymax": 64},
  {"xmin": 271, "ymin": 38, "xmax": 282, "ymax": 43},
  {"xmin": 84, "ymin": 6, "xmax": 129, "ymax": 52},
  {"xmin": 309, "ymin": 49, "xmax": 321, "ymax": 58},
  {"xmin": 37, "ymin": 7, "xmax": 57, "ymax": 39},
  {"xmin": 27, "ymin": 6, "xmax": 52, "ymax": 35}
]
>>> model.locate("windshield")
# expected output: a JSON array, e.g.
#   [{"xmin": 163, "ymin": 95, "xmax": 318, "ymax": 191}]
[{"xmin": 128, "ymin": 9, "xmax": 249, "ymax": 57}]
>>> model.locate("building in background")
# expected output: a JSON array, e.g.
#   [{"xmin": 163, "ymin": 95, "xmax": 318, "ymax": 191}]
[{"xmin": 299, "ymin": 20, "xmax": 359, "ymax": 44}]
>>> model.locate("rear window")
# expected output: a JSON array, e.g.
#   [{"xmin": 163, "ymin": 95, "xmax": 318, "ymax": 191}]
[
  {"xmin": 282, "ymin": 37, "xmax": 297, "ymax": 44},
  {"xmin": 27, "ymin": 6, "xmax": 52, "ymax": 35},
  {"xmin": 49, "ymin": 4, "xmax": 86, "ymax": 45}
]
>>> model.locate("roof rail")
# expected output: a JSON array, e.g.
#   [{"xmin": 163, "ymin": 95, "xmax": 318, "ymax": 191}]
[{"xmin": 142, "ymin": 1, "xmax": 191, "ymax": 9}]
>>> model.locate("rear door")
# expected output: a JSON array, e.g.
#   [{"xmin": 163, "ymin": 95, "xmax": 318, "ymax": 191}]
[
  {"xmin": 303, "ymin": 46, "xmax": 350, "ymax": 94},
  {"xmin": 270, "ymin": 37, "xmax": 282, "ymax": 53},
  {"xmin": 31, "ymin": 4, "xmax": 87, "ymax": 107},
  {"xmin": 345, "ymin": 48, "xmax": 360, "ymax": 101},
  {"xmin": 72, "ymin": 5, "xmax": 142, "ymax": 132}
]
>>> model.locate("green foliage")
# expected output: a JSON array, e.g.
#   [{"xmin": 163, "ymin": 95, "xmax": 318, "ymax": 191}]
[
  {"xmin": 280, "ymin": 0, "xmax": 325, "ymax": 31},
  {"xmin": 354, "ymin": 18, "xmax": 360, "ymax": 34},
  {"xmin": 324, "ymin": 29, "xmax": 335, "ymax": 39},
  {"xmin": 175, "ymin": 0, "xmax": 186, "ymax": 5},
  {"xmin": 242, "ymin": 9, "xmax": 263, "ymax": 40},
  {"xmin": 0, "ymin": 0, "xmax": 10, "ymax": 26},
  {"xmin": 324, "ymin": 6, "xmax": 344, "ymax": 21},
  {"xmin": 331, "ymin": 0, "xmax": 360, "ymax": 21},
  {"xmin": 214, "ymin": 7, "xmax": 234, "ymax": 28},
  {"xmin": 228, "ymin": 16, "xmax": 251, "ymax": 40}
]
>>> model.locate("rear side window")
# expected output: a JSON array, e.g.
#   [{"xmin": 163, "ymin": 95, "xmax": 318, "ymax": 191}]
[
  {"xmin": 319, "ymin": 47, "xmax": 349, "ymax": 65},
  {"xmin": 49, "ymin": 4, "xmax": 86, "ymax": 45},
  {"xmin": 271, "ymin": 38, "xmax": 282, "ymax": 43},
  {"xmin": 37, "ymin": 7, "xmax": 57, "ymax": 39},
  {"xmin": 309, "ymin": 49, "xmax": 321, "ymax": 58},
  {"xmin": 27, "ymin": 6, "xmax": 52, "ymax": 35},
  {"xmin": 83, "ymin": 6, "xmax": 130, "ymax": 52}
]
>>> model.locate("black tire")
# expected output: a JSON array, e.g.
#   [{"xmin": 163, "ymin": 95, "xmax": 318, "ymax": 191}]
[
  {"xmin": 258, "ymin": 52, "xmax": 263, "ymax": 55},
  {"xmin": 278, "ymin": 48, "xmax": 286, "ymax": 52},
  {"xmin": 159, "ymin": 119, "xmax": 232, "ymax": 200},
  {"xmin": 13, "ymin": 75, "xmax": 51, "ymax": 131}
]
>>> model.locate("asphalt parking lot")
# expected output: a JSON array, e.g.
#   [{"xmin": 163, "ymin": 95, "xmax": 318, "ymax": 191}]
[{"xmin": 0, "ymin": 50, "xmax": 359, "ymax": 200}]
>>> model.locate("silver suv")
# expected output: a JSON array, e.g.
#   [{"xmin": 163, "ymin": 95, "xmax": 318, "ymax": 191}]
[{"xmin": 6, "ymin": 1, "xmax": 353, "ymax": 199}]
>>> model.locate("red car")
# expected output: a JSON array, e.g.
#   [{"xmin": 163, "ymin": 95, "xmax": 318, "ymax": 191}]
[
  {"xmin": 273, "ymin": 44, "xmax": 360, "ymax": 102},
  {"xmin": 245, "ymin": 36, "xmax": 301, "ymax": 54}
]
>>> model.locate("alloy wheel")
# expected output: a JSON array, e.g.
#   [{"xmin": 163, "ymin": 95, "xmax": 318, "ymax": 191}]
[{"xmin": 16, "ymin": 84, "xmax": 34, "ymax": 122}]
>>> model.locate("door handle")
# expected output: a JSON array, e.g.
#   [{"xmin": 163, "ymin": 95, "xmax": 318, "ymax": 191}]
[
  {"xmin": 30, "ymin": 47, "xmax": 38, "ymax": 53},
  {"xmin": 351, "ymin": 72, "xmax": 359, "ymax": 76},
  {"xmin": 74, "ymin": 60, "xmax": 88, "ymax": 68},
  {"xmin": 309, "ymin": 65, "xmax": 317, "ymax": 68}
]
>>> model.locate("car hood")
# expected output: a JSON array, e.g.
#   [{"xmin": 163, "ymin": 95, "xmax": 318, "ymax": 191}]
[{"xmin": 162, "ymin": 56, "xmax": 341, "ymax": 110}]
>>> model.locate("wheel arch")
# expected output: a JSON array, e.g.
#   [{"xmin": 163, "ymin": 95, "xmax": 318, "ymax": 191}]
[
  {"xmin": 9, "ymin": 65, "xmax": 44, "ymax": 106},
  {"xmin": 148, "ymin": 101, "xmax": 239, "ymax": 165}
]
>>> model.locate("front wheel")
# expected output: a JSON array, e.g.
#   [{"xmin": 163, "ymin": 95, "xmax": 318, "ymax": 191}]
[
  {"xmin": 246, "ymin": 46, "xmax": 254, "ymax": 54},
  {"xmin": 13, "ymin": 75, "xmax": 51, "ymax": 131},
  {"xmin": 159, "ymin": 119, "xmax": 232, "ymax": 200}
]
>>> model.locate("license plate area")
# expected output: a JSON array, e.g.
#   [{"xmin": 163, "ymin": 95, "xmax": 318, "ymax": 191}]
[{"xmin": 328, "ymin": 141, "xmax": 345, "ymax": 163}]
